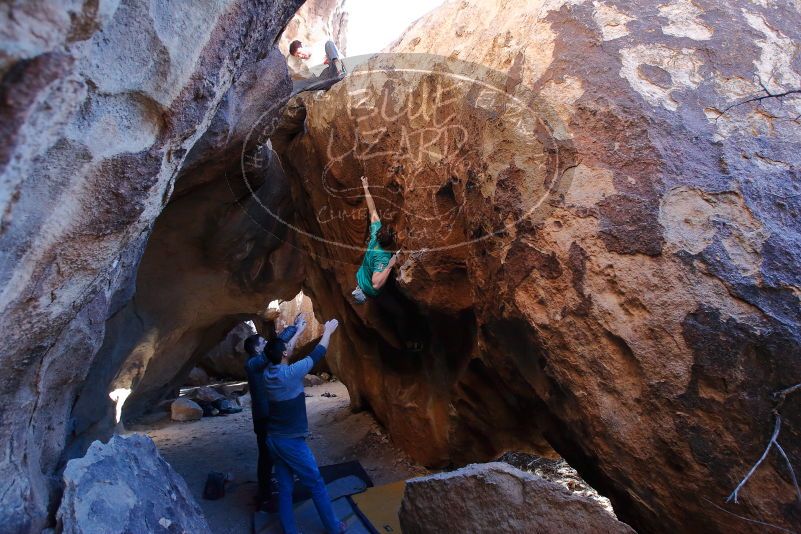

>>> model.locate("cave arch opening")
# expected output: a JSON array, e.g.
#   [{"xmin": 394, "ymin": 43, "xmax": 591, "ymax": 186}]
[{"xmin": 65, "ymin": 37, "xmax": 625, "ymax": 533}]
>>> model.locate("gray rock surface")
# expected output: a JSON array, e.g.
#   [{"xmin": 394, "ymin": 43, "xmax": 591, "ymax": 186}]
[
  {"xmin": 193, "ymin": 386, "xmax": 225, "ymax": 404},
  {"xmin": 186, "ymin": 367, "xmax": 210, "ymax": 387},
  {"xmin": 171, "ymin": 398, "xmax": 203, "ymax": 422},
  {"xmin": 399, "ymin": 463, "xmax": 635, "ymax": 534},
  {"xmin": 57, "ymin": 434, "xmax": 210, "ymax": 534},
  {"xmin": 304, "ymin": 374, "xmax": 325, "ymax": 387},
  {"xmin": 198, "ymin": 321, "xmax": 257, "ymax": 380},
  {"xmin": 110, "ymin": 46, "xmax": 308, "ymax": 422},
  {"xmin": 0, "ymin": 2, "xmax": 303, "ymax": 529}
]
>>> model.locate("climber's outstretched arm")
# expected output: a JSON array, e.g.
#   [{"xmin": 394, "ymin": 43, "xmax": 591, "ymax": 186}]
[
  {"xmin": 283, "ymin": 313, "xmax": 307, "ymax": 357},
  {"xmin": 361, "ymin": 176, "xmax": 380, "ymax": 223}
]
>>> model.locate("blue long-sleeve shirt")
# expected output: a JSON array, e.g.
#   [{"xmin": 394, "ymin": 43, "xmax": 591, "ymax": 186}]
[
  {"xmin": 244, "ymin": 326, "xmax": 299, "ymax": 429},
  {"xmin": 245, "ymin": 353, "xmax": 270, "ymax": 426},
  {"xmin": 264, "ymin": 344, "xmax": 327, "ymax": 438}
]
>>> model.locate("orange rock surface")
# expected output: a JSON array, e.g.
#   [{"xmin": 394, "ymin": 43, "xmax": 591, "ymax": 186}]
[{"xmin": 272, "ymin": 1, "xmax": 801, "ymax": 532}]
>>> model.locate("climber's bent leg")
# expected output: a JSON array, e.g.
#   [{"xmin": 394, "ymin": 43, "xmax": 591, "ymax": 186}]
[
  {"xmin": 322, "ymin": 40, "xmax": 345, "ymax": 78},
  {"xmin": 324, "ymin": 40, "xmax": 339, "ymax": 62}
]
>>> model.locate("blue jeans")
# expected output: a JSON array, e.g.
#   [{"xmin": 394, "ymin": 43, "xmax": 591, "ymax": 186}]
[
  {"xmin": 266, "ymin": 436, "xmax": 340, "ymax": 534},
  {"xmin": 320, "ymin": 40, "xmax": 343, "ymax": 79}
]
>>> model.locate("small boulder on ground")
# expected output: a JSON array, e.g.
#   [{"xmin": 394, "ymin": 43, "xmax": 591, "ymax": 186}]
[
  {"xmin": 57, "ymin": 434, "xmax": 211, "ymax": 533},
  {"xmin": 186, "ymin": 367, "xmax": 210, "ymax": 386},
  {"xmin": 171, "ymin": 397, "xmax": 203, "ymax": 422},
  {"xmin": 399, "ymin": 462, "xmax": 635, "ymax": 534},
  {"xmin": 304, "ymin": 374, "xmax": 324, "ymax": 387},
  {"xmin": 218, "ymin": 381, "xmax": 249, "ymax": 396}
]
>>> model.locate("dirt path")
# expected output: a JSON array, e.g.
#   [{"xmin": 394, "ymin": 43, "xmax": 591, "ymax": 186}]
[{"xmin": 129, "ymin": 381, "xmax": 426, "ymax": 534}]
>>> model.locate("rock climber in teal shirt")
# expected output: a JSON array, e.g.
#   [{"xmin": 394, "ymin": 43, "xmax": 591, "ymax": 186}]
[
  {"xmin": 352, "ymin": 175, "xmax": 400, "ymax": 304},
  {"xmin": 352, "ymin": 176, "xmax": 423, "ymax": 352}
]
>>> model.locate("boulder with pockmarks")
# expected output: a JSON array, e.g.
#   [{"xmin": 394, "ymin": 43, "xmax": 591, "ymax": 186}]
[
  {"xmin": 274, "ymin": 1, "xmax": 801, "ymax": 532},
  {"xmin": 0, "ymin": 2, "xmax": 304, "ymax": 530}
]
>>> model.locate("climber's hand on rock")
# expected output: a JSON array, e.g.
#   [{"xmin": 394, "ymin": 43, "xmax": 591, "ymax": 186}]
[
  {"xmin": 361, "ymin": 176, "xmax": 368, "ymax": 188},
  {"xmin": 323, "ymin": 318, "xmax": 339, "ymax": 334},
  {"xmin": 389, "ymin": 250, "xmax": 402, "ymax": 268},
  {"xmin": 294, "ymin": 312, "xmax": 307, "ymax": 331}
]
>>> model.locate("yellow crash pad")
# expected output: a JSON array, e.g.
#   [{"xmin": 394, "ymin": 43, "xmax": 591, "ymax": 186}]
[{"xmin": 350, "ymin": 480, "xmax": 407, "ymax": 533}]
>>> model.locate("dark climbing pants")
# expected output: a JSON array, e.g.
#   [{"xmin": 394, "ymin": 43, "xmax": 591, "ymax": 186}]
[
  {"xmin": 254, "ymin": 417, "xmax": 274, "ymax": 500},
  {"xmin": 320, "ymin": 40, "xmax": 342, "ymax": 79}
]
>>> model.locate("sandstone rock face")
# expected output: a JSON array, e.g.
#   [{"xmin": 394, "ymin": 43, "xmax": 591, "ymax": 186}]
[
  {"xmin": 108, "ymin": 47, "xmax": 306, "ymax": 425},
  {"xmin": 186, "ymin": 367, "xmax": 210, "ymax": 387},
  {"xmin": 273, "ymin": 1, "xmax": 801, "ymax": 532},
  {"xmin": 276, "ymin": 290, "xmax": 326, "ymax": 352},
  {"xmin": 0, "ymin": 1, "xmax": 303, "ymax": 530},
  {"xmin": 57, "ymin": 434, "xmax": 210, "ymax": 533},
  {"xmin": 399, "ymin": 462, "xmax": 635, "ymax": 534},
  {"xmin": 197, "ymin": 297, "xmax": 327, "ymax": 380},
  {"xmin": 198, "ymin": 321, "xmax": 258, "ymax": 380},
  {"xmin": 170, "ymin": 398, "xmax": 203, "ymax": 422},
  {"xmin": 86, "ymin": 0, "xmax": 350, "ymax": 430}
]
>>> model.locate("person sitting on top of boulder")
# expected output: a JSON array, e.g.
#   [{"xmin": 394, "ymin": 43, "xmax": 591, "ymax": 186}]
[
  {"xmin": 243, "ymin": 314, "xmax": 307, "ymax": 512},
  {"xmin": 287, "ymin": 38, "xmax": 346, "ymax": 82}
]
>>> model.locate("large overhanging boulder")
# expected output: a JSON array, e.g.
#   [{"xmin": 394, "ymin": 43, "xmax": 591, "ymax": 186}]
[
  {"xmin": 101, "ymin": 48, "xmax": 307, "ymax": 425},
  {"xmin": 272, "ymin": 0, "xmax": 801, "ymax": 532},
  {"xmin": 108, "ymin": 0, "xmax": 356, "ymax": 423},
  {"xmin": 0, "ymin": 1, "xmax": 303, "ymax": 531}
]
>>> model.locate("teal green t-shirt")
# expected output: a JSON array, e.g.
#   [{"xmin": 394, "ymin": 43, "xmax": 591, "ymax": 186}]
[{"xmin": 356, "ymin": 220, "xmax": 393, "ymax": 297}]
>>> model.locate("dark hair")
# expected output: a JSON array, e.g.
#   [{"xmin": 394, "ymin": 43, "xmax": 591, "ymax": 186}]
[
  {"xmin": 377, "ymin": 225, "xmax": 396, "ymax": 249},
  {"xmin": 244, "ymin": 335, "xmax": 264, "ymax": 356},
  {"xmin": 267, "ymin": 338, "xmax": 287, "ymax": 365},
  {"xmin": 289, "ymin": 40, "xmax": 303, "ymax": 56}
]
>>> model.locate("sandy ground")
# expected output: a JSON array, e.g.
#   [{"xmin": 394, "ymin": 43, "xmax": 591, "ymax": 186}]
[{"xmin": 129, "ymin": 381, "xmax": 427, "ymax": 534}]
